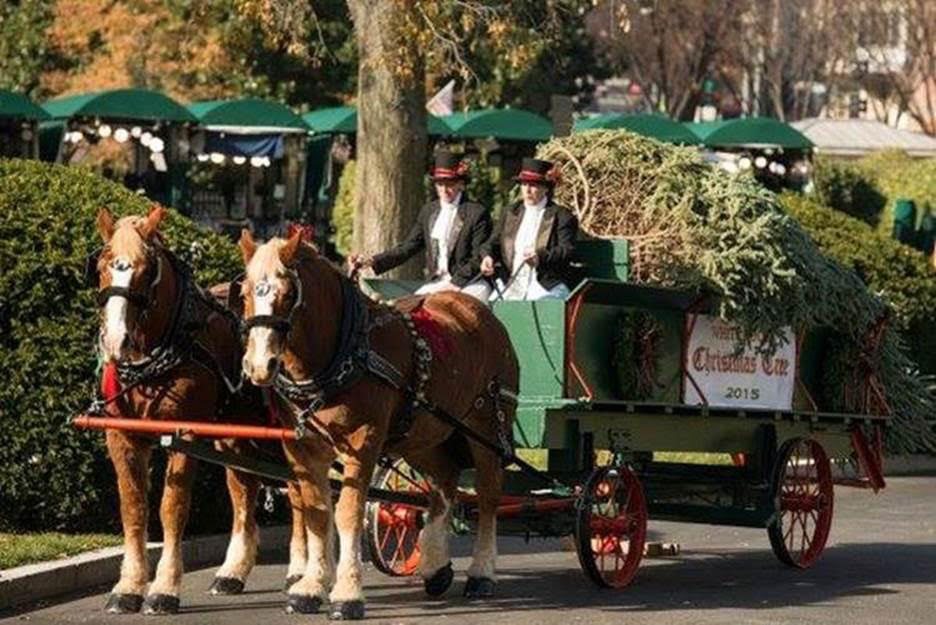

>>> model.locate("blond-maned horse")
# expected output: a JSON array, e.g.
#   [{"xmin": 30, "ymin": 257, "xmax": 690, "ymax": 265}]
[
  {"xmin": 237, "ymin": 230, "xmax": 519, "ymax": 620},
  {"xmin": 91, "ymin": 205, "xmax": 305, "ymax": 614}
]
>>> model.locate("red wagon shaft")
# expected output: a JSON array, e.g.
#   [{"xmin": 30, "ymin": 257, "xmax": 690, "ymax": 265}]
[{"xmin": 72, "ymin": 415, "xmax": 298, "ymax": 440}]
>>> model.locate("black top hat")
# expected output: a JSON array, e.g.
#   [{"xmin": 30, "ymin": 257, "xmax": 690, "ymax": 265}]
[
  {"xmin": 515, "ymin": 157, "xmax": 560, "ymax": 185},
  {"xmin": 430, "ymin": 151, "xmax": 468, "ymax": 182}
]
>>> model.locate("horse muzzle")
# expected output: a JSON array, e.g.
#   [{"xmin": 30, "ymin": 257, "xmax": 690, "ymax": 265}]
[{"xmin": 242, "ymin": 353, "xmax": 282, "ymax": 386}]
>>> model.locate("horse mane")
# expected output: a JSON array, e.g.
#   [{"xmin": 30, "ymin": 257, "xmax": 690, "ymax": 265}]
[
  {"xmin": 246, "ymin": 238, "xmax": 341, "ymax": 282},
  {"xmin": 108, "ymin": 215, "xmax": 167, "ymax": 264}
]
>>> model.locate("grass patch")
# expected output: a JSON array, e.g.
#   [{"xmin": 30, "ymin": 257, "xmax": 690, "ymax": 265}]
[
  {"xmin": 653, "ymin": 452, "xmax": 734, "ymax": 465},
  {"xmin": 0, "ymin": 532, "xmax": 122, "ymax": 570},
  {"xmin": 513, "ymin": 449, "xmax": 734, "ymax": 471}
]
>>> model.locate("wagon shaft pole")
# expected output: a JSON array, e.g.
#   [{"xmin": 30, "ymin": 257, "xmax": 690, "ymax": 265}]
[{"xmin": 72, "ymin": 414, "xmax": 298, "ymax": 440}]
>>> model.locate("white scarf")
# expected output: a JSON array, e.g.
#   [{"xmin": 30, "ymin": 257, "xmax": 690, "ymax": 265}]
[
  {"xmin": 429, "ymin": 193, "xmax": 461, "ymax": 276},
  {"xmin": 503, "ymin": 197, "xmax": 547, "ymax": 299}
]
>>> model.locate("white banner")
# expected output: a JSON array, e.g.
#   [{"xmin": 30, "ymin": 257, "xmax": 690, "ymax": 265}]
[{"xmin": 683, "ymin": 315, "xmax": 795, "ymax": 410}]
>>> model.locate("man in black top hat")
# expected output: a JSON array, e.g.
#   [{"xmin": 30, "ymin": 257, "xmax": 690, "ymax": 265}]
[
  {"xmin": 480, "ymin": 157, "xmax": 578, "ymax": 300},
  {"xmin": 349, "ymin": 151, "xmax": 492, "ymax": 300}
]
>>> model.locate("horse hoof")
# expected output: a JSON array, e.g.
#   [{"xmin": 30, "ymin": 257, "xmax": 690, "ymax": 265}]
[
  {"xmin": 329, "ymin": 600, "xmax": 365, "ymax": 620},
  {"xmin": 423, "ymin": 561, "xmax": 454, "ymax": 596},
  {"xmin": 285, "ymin": 594, "xmax": 322, "ymax": 614},
  {"xmin": 105, "ymin": 593, "xmax": 143, "ymax": 614},
  {"xmin": 209, "ymin": 576, "xmax": 245, "ymax": 595},
  {"xmin": 142, "ymin": 593, "xmax": 180, "ymax": 615},
  {"xmin": 463, "ymin": 577, "xmax": 496, "ymax": 599},
  {"xmin": 283, "ymin": 574, "xmax": 302, "ymax": 593}
]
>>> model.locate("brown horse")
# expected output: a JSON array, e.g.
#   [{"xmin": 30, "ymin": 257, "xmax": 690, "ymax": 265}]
[
  {"xmin": 91, "ymin": 205, "xmax": 305, "ymax": 614},
  {"xmin": 237, "ymin": 230, "xmax": 519, "ymax": 620}
]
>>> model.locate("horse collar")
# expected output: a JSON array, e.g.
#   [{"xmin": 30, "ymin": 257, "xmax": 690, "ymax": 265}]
[{"xmin": 273, "ymin": 276, "xmax": 373, "ymax": 413}]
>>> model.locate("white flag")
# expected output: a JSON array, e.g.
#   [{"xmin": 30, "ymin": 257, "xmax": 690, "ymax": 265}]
[{"xmin": 426, "ymin": 80, "xmax": 455, "ymax": 116}]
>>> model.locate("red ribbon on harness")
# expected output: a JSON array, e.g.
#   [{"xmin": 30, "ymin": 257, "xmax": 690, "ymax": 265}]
[
  {"xmin": 286, "ymin": 222, "xmax": 315, "ymax": 243},
  {"xmin": 409, "ymin": 305, "xmax": 454, "ymax": 360},
  {"xmin": 101, "ymin": 361, "xmax": 121, "ymax": 401}
]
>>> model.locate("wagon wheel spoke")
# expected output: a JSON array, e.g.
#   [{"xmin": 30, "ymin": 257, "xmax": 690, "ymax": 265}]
[{"xmin": 770, "ymin": 438, "xmax": 834, "ymax": 569}]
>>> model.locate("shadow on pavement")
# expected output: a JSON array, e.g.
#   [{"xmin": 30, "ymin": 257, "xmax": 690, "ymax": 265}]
[{"xmin": 357, "ymin": 542, "xmax": 936, "ymax": 618}]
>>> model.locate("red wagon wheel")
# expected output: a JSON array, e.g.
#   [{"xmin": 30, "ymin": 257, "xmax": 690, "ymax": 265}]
[
  {"xmin": 767, "ymin": 437, "xmax": 834, "ymax": 568},
  {"xmin": 575, "ymin": 465, "xmax": 648, "ymax": 588},
  {"xmin": 365, "ymin": 460, "xmax": 426, "ymax": 576}
]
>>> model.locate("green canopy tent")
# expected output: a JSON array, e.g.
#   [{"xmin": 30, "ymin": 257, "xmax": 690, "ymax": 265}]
[
  {"xmin": 438, "ymin": 109, "xmax": 554, "ymax": 198},
  {"xmin": 302, "ymin": 106, "xmax": 451, "ymax": 136},
  {"xmin": 441, "ymin": 109, "xmax": 552, "ymax": 142},
  {"xmin": 189, "ymin": 98, "xmax": 308, "ymax": 134},
  {"xmin": 684, "ymin": 117, "xmax": 813, "ymax": 192},
  {"xmin": 42, "ymin": 88, "xmax": 197, "ymax": 207},
  {"xmin": 1, "ymin": 90, "xmax": 50, "ymax": 158},
  {"xmin": 44, "ymin": 88, "xmax": 196, "ymax": 123},
  {"xmin": 574, "ymin": 113, "xmax": 701, "ymax": 145},
  {"xmin": 684, "ymin": 117, "xmax": 813, "ymax": 150},
  {"xmin": 187, "ymin": 98, "xmax": 310, "ymax": 235}
]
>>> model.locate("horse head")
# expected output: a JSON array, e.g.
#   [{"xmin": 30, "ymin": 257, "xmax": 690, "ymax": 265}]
[
  {"xmin": 90, "ymin": 204, "xmax": 171, "ymax": 362},
  {"xmin": 238, "ymin": 228, "xmax": 307, "ymax": 386}
]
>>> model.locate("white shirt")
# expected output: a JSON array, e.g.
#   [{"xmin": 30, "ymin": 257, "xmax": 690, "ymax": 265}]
[
  {"xmin": 429, "ymin": 193, "xmax": 460, "ymax": 277},
  {"xmin": 503, "ymin": 197, "xmax": 547, "ymax": 300}
]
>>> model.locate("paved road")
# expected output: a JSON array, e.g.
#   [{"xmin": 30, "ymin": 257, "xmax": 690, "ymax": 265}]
[{"xmin": 6, "ymin": 477, "xmax": 935, "ymax": 625}]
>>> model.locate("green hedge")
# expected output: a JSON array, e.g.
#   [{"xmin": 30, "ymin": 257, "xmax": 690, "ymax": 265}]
[
  {"xmin": 813, "ymin": 152, "xmax": 936, "ymax": 237},
  {"xmin": 0, "ymin": 158, "xmax": 250, "ymax": 533},
  {"xmin": 781, "ymin": 193, "xmax": 936, "ymax": 330},
  {"xmin": 781, "ymin": 192, "xmax": 936, "ymax": 375},
  {"xmin": 331, "ymin": 159, "xmax": 356, "ymax": 257},
  {"xmin": 812, "ymin": 157, "xmax": 886, "ymax": 226}
]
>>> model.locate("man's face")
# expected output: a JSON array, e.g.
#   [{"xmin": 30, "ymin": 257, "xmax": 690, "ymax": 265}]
[
  {"xmin": 521, "ymin": 181, "xmax": 548, "ymax": 206},
  {"xmin": 436, "ymin": 180, "xmax": 463, "ymax": 204}
]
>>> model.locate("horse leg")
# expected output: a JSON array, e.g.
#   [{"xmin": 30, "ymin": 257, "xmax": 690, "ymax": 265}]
[
  {"xmin": 464, "ymin": 444, "xmax": 502, "ymax": 599},
  {"xmin": 283, "ymin": 439, "xmax": 335, "ymax": 614},
  {"xmin": 284, "ymin": 480, "xmax": 308, "ymax": 591},
  {"xmin": 104, "ymin": 430, "xmax": 152, "ymax": 614},
  {"xmin": 412, "ymin": 455, "xmax": 459, "ymax": 598},
  {"xmin": 209, "ymin": 466, "xmax": 260, "ymax": 595},
  {"xmin": 143, "ymin": 449, "xmax": 198, "ymax": 614},
  {"xmin": 328, "ymin": 443, "xmax": 380, "ymax": 620}
]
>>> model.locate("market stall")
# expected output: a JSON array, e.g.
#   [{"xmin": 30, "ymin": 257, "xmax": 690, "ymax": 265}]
[
  {"xmin": 187, "ymin": 98, "xmax": 309, "ymax": 239},
  {"xmin": 42, "ymin": 88, "xmax": 196, "ymax": 207},
  {"xmin": 0, "ymin": 90, "xmax": 49, "ymax": 159}
]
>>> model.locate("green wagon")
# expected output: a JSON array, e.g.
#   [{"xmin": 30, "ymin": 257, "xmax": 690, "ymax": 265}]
[
  {"xmin": 360, "ymin": 238, "xmax": 887, "ymax": 588},
  {"xmin": 77, "ymin": 237, "xmax": 888, "ymax": 590}
]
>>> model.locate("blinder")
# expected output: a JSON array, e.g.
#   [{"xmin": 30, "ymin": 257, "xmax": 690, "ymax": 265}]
[
  {"xmin": 227, "ymin": 274, "xmax": 246, "ymax": 319},
  {"xmin": 86, "ymin": 246, "xmax": 163, "ymax": 311},
  {"xmin": 84, "ymin": 248, "xmax": 102, "ymax": 289},
  {"xmin": 240, "ymin": 267, "xmax": 304, "ymax": 338}
]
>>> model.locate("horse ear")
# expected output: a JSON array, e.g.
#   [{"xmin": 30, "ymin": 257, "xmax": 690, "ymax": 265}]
[
  {"xmin": 279, "ymin": 230, "xmax": 302, "ymax": 267},
  {"xmin": 97, "ymin": 207, "xmax": 115, "ymax": 242},
  {"xmin": 140, "ymin": 204, "xmax": 166, "ymax": 239},
  {"xmin": 239, "ymin": 229, "xmax": 257, "ymax": 265}
]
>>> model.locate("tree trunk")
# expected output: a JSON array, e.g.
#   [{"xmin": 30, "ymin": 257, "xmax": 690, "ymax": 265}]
[{"xmin": 348, "ymin": 0, "xmax": 427, "ymax": 279}]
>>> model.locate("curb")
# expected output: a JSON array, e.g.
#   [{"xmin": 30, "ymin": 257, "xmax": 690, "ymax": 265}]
[{"xmin": 0, "ymin": 525, "xmax": 290, "ymax": 613}]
